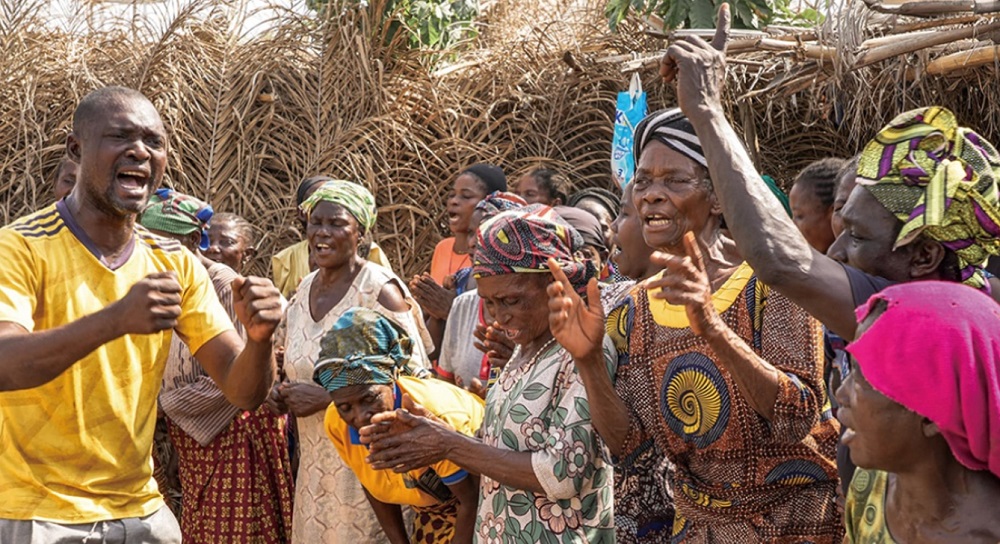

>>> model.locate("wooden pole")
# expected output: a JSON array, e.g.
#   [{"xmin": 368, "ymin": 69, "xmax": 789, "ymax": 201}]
[
  {"xmin": 853, "ymin": 19, "xmax": 1000, "ymax": 68},
  {"xmin": 892, "ymin": 14, "xmax": 980, "ymax": 32},
  {"xmin": 924, "ymin": 44, "xmax": 1000, "ymax": 74},
  {"xmin": 862, "ymin": 0, "xmax": 976, "ymax": 16}
]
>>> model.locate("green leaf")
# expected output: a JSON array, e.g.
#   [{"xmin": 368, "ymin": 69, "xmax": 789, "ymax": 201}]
[
  {"xmin": 492, "ymin": 490, "xmax": 508, "ymax": 513},
  {"xmin": 573, "ymin": 397, "xmax": 591, "ymax": 420},
  {"xmin": 593, "ymin": 466, "xmax": 607, "ymax": 487},
  {"xmin": 663, "ymin": 0, "xmax": 687, "ymax": 29},
  {"xmin": 581, "ymin": 492, "xmax": 598, "ymax": 518},
  {"xmin": 688, "ymin": 0, "xmax": 715, "ymax": 28},
  {"xmin": 504, "ymin": 517, "xmax": 523, "ymax": 538},
  {"xmin": 594, "ymin": 528, "xmax": 616, "ymax": 544},
  {"xmin": 551, "ymin": 406, "xmax": 568, "ymax": 427},
  {"xmin": 553, "ymin": 459, "xmax": 568, "ymax": 479},
  {"xmin": 509, "ymin": 403, "xmax": 532, "ymax": 424},
  {"xmin": 522, "ymin": 382, "xmax": 550, "ymax": 401},
  {"xmin": 509, "ymin": 493, "xmax": 534, "ymax": 516},
  {"xmin": 540, "ymin": 531, "xmax": 560, "ymax": 544},
  {"xmin": 502, "ymin": 429, "xmax": 520, "ymax": 450},
  {"xmin": 605, "ymin": 0, "xmax": 631, "ymax": 30},
  {"xmin": 526, "ymin": 521, "xmax": 545, "ymax": 541}
]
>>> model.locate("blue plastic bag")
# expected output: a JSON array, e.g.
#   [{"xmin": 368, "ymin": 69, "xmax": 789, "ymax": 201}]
[{"xmin": 612, "ymin": 72, "xmax": 647, "ymax": 187}]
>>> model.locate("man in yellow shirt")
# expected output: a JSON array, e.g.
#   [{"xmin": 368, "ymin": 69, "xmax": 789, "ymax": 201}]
[{"xmin": 0, "ymin": 87, "xmax": 283, "ymax": 543}]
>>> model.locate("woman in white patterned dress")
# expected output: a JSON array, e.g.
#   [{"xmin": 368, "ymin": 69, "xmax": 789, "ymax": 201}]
[{"xmin": 268, "ymin": 180, "xmax": 431, "ymax": 543}]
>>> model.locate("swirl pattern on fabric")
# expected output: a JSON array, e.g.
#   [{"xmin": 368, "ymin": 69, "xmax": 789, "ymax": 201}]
[
  {"xmin": 312, "ymin": 307, "xmax": 418, "ymax": 393},
  {"xmin": 764, "ymin": 459, "xmax": 830, "ymax": 486},
  {"xmin": 472, "ymin": 207, "xmax": 596, "ymax": 295},
  {"xmin": 660, "ymin": 353, "xmax": 731, "ymax": 449},
  {"xmin": 857, "ymin": 106, "xmax": 1000, "ymax": 289},
  {"xmin": 300, "ymin": 180, "xmax": 377, "ymax": 232}
]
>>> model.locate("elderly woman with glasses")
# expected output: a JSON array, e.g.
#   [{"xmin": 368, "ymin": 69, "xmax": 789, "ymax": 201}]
[{"xmin": 551, "ymin": 108, "xmax": 843, "ymax": 543}]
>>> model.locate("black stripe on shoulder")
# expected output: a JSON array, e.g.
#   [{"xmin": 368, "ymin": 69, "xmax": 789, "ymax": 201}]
[
  {"xmin": 134, "ymin": 225, "xmax": 185, "ymax": 252},
  {"xmin": 16, "ymin": 224, "xmax": 66, "ymax": 238},
  {"xmin": 9, "ymin": 207, "xmax": 60, "ymax": 230},
  {"xmin": 13, "ymin": 215, "xmax": 64, "ymax": 235}
]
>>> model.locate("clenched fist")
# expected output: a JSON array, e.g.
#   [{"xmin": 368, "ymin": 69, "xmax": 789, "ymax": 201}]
[
  {"xmin": 233, "ymin": 276, "xmax": 283, "ymax": 343},
  {"xmin": 112, "ymin": 271, "xmax": 183, "ymax": 335}
]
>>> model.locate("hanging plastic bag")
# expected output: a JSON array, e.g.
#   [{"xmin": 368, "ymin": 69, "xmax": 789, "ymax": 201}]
[{"xmin": 611, "ymin": 72, "xmax": 647, "ymax": 187}]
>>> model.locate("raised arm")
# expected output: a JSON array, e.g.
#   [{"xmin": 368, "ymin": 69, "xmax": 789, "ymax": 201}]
[
  {"xmin": 546, "ymin": 260, "xmax": 630, "ymax": 456},
  {"xmin": 663, "ymin": 4, "xmax": 859, "ymax": 340},
  {"xmin": 0, "ymin": 271, "xmax": 183, "ymax": 391},
  {"xmin": 195, "ymin": 276, "xmax": 282, "ymax": 410}
]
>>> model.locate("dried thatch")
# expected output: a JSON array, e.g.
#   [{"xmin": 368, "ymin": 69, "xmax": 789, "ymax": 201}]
[
  {"xmin": 3, "ymin": 0, "xmax": 997, "ymax": 278},
  {"xmin": 1, "ymin": 0, "xmax": 640, "ymax": 277},
  {"xmin": 615, "ymin": 0, "xmax": 1000, "ymax": 185}
]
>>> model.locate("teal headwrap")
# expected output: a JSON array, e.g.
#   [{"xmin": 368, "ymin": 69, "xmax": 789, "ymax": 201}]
[{"xmin": 312, "ymin": 307, "xmax": 417, "ymax": 393}]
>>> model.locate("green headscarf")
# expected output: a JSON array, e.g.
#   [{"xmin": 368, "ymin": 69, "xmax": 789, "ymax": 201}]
[
  {"xmin": 139, "ymin": 188, "xmax": 214, "ymax": 250},
  {"xmin": 300, "ymin": 180, "xmax": 377, "ymax": 233}
]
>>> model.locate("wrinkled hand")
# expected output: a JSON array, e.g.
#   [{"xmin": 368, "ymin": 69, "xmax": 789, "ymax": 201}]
[
  {"xmin": 643, "ymin": 232, "xmax": 720, "ymax": 337},
  {"xmin": 265, "ymin": 381, "xmax": 289, "ymax": 415},
  {"xmin": 113, "ymin": 271, "xmax": 182, "ymax": 335},
  {"xmin": 455, "ymin": 375, "xmax": 488, "ymax": 400},
  {"xmin": 233, "ymin": 276, "xmax": 283, "ymax": 342},
  {"xmin": 409, "ymin": 274, "xmax": 456, "ymax": 320},
  {"xmin": 546, "ymin": 258, "xmax": 605, "ymax": 361},
  {"xmin": 660, "ymin": 3, "xmax": 730, "ymax": 117},
  {"xmin": 474, "ymin": 323, "xmax": 514, "ymax": 371},
  {"xmin": 276, "ymin": 382, "xmax": 331, "ymax": 418},
  {"xmin": 359, "ymin": 394, "xmax": 455, "ymax": 472}
]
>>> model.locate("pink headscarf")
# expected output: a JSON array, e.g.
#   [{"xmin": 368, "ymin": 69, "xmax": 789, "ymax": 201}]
[{"xmin": 848, "ymin": 281, "xmax": 1000, "ymax": 478}]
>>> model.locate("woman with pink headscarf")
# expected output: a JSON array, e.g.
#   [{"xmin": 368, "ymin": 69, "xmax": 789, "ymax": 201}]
[{"xmin": 837, "ymin": 281, "xmax": 1000, "ymax": 542}]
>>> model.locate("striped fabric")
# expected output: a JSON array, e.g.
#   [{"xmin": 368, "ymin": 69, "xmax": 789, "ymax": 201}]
[
  {"xmin": 159, "ymin": 262, "xmax": 244, "ymax": 446},
  {"xmin": 633, "ymin": 108, "xmax": 706, "ymax": 168}
]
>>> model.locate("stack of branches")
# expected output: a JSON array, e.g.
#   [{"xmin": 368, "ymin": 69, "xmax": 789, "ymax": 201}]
[
  {"xmin": 0, "ymin": 0, "xmax": 635, "ymax": 277},
  {"xmin": 11, "ymin": 0, "xmax": 996, "ymax": 278},
  {"xmin": 609, "ymin": 0, "xmax": 1000, "ymax": 181}
]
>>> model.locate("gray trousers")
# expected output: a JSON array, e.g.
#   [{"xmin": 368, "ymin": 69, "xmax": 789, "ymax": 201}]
[{"xmin": 0, "ymin": 506, "xmax": 180, "ymax": 544}]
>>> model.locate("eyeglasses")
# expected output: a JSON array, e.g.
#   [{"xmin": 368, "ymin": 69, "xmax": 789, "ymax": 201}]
[{"xmin": 631, "ymin": 178, "xmax": 709, "ymax": 192}]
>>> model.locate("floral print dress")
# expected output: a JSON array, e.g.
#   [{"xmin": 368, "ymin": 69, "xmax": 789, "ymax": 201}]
[{"xmin": 475, "ymin": 339, "xmax": 616, "ymax": 544}]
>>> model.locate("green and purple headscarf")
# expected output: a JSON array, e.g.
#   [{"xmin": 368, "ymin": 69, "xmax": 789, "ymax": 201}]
[{"xmin": 858, "ymin": 106, "xmax": 1000, "ymax": 289}]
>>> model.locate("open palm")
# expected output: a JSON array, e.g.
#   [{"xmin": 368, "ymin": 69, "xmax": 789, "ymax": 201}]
[{"xmin": 546, "ymin": 258, "xmax": 605, "ymax": 360}]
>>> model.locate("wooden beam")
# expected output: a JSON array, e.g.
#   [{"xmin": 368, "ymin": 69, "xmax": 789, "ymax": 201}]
[{"xmin": 853, "ymin": 19, "xmax": 1000, "ymax": 68}]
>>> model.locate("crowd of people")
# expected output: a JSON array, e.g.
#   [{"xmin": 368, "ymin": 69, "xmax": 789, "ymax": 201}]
[{"xmin": 1, "ymin": 5, "xmax": 999, "ymax": 544}]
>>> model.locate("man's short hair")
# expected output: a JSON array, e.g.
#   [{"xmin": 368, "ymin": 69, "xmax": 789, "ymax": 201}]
[{"xmin": 72, "ymin": 86, "xmax": 152, "ymax": 135}]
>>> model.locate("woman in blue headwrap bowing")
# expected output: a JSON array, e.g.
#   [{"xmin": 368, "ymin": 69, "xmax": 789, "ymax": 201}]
[{"xmin": 314, "ymin": 307, "xmax": 483, "ymax": 544}]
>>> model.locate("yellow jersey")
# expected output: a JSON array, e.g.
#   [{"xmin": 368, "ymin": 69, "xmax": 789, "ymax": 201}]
[
  {"xmin": 0, "ymin": 202, "xmax": 234, "ymax": 523},
  {"xmin": 324, "ymin": 375, "xmax": 484, "ymax": 507}
]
